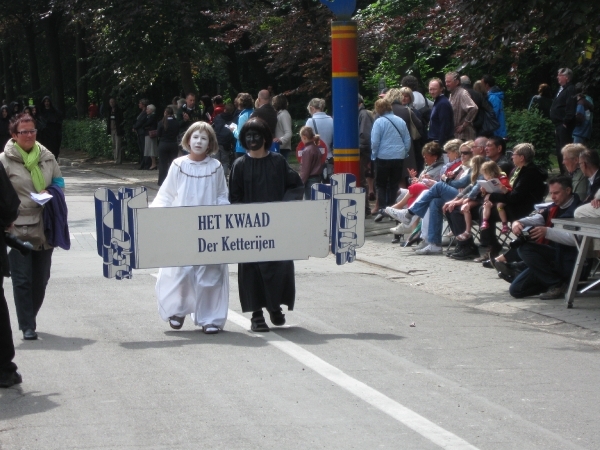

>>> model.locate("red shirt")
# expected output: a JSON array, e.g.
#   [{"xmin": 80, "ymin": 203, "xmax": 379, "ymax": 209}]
[
  {"xmin": 407, "ymin": 183, "xmax": 429, "ymax": 207},
  {"xmin": 498, "ymin": 174, "xmax": 512, "ymax": 191},
  {"xmin": 88, "ymin": 104, "xmax": 98, "ymax": 118}
]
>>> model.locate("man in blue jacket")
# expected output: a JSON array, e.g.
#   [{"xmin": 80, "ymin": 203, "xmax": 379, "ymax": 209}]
[
  {"xmin": 427, "ymin": 78, "xmax": 454, "ymax": 147},
  {"xmin": 481, "ymin": 74, "xmax": 507, "ymax": 139}
]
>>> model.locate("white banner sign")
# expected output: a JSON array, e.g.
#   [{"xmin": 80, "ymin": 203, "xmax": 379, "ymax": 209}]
[
  {"xmin": 132, "ymin": 201, "xmax": 330, "ymax": 268},
  {"xmin": 95, "ymin": 174, "xmax": 365, "ymax": 279}
]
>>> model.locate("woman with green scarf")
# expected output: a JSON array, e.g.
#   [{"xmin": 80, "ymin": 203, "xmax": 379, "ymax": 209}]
[{"xmin": 0, "ymin": 113, "xmax": 64, "ymax": 341}]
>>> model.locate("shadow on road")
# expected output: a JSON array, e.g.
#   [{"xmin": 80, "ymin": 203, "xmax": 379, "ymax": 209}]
[
  {"xmin": 273, "ymin": 326, "xmax": 405, "ymax": 345},
  {"xmin": 119, "ymin": 329, "xmax": 268, "ymax": 350},
  {"xmin": 0, "ymin": 390, "xmax": 60, "ymax": 420},
  {"xmin": 16, "ymin": 333, "xmax": 96, "ymax": 352}
]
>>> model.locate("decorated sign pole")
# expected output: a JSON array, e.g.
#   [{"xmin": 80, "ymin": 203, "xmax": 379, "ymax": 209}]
[{"xmin": 321, "ymin": 0, "xmax": 360, "ymax": 186}]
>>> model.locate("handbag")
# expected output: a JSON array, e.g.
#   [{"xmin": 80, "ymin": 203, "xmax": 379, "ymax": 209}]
[
  {"xmin": 149, "ymin": 129, "xmax": 158, "ymax": 138},
  {"xmin": 407, "ymin": 109, "xmax": 421, "ymax": 141}
]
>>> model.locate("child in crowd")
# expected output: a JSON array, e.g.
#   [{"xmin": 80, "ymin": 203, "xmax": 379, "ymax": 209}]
[
  {"xmin": 298, "ymin": 126, "xmax": 323, "ymax": 200},
  {"xmin": 479, "ymin": 161, "xmax": 512, "ymax": 233},
  {"xmin": 150, "ymin": 122, "xmax": 230, "ymax": 334},
  {"xmin": 455, "ymin": 155, "xmax": 485, "ymax": 241}
]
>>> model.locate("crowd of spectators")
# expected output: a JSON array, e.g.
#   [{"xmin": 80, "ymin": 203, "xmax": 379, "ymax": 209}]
[
  {"xmin": 362, "ymin": 68, "xmax": 599, "ymax": 302},
  {"xmin": 93, "ymin": 66, "xmax": 600, "ymax": 302}
]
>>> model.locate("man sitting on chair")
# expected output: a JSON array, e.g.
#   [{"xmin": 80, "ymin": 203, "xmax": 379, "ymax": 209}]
[{"xmin": 509, "ymin": 176, "xmax": 582, "ymax": 300}]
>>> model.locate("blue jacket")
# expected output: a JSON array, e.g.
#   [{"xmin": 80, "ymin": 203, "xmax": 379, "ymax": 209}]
[
  {"xmin": 428, "ymin": 95, "xmax": 454, "ymax": 146},
  {"xmin": 234, "ymin": 109, "xmax": 253, "ymax": 154},
  {"xmin": 43, "ymin": 185, "xmax": 70, "ymax": 250},
  {"xmin": 371, "ymin": 113, "xmax": 411, "ymax": 160},
  {"xmin": 487, "ymin": 87, "xmax": 507, "ymax": 138}
]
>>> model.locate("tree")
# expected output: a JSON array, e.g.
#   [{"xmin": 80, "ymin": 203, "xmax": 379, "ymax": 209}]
[
  {"xmin": 420, "ymin": 0, "xmax": 600, "ymax": 88},
  {"xmin": 209, "ymin": 0, "xmax": 335, "ymax": 96}
]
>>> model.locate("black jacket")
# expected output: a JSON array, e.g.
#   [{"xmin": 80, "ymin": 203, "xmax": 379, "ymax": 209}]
[
  {"xmin": 106, "ymin": 106, "xmax": 124, "ymax": 136},
  {"xmin": 489, "ymin": 163, "xmax": 548, "ymax": 220},
  {"xmin": 250, "ymin": 103, "xmax": 278, "ymax": 135},
  {"xmin": 213, "ymin": 112, "xmax": 235, "ymax": 153},
  {"xmin": 0, "ymin": 162, "xmax": 20, "ymax": 277},
  {"xmin": 143, "ymin": 112, "xmax": 158, "ymax": 136},
  {"xmin": 494, "ymin": 153, "xmax": 514, "ymax": 176},
  {"xmin": 550, "ymin": 82, "xmax": 577, "ymax": 128},
  {"xmin": 133, "ymin": 110, "xmax": 147, "ymax": 136},
  {"xmin": 177, "ymin": 104, "xmax": 202, "ymax": 133},
  {"xmin": 585, "ymin": 170, "xmax": 600, "ymax": 203},
  {"xmin": 538, "ymin": 194, "xmax": 582, "ymax": 275},
  {"xmin": 156, "ymin": 117, "xmax": 180, "ymax": 143}
]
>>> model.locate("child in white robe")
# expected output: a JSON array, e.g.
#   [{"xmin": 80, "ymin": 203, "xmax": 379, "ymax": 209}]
[{"xmin": 150, "ymin": 122, "xmax": 229, "ymax": 334}]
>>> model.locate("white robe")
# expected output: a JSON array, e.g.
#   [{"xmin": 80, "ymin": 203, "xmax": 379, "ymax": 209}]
[{"xmin": 150, "ymin": 155, "xmax": 230, "ymax": 328}]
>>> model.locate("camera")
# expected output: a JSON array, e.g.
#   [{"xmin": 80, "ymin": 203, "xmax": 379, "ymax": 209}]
[
  {"xmin": 509, "ymin": 225, "xmax": 535, "ymax": 249},
  {"xmin": 5, "ymin": 233, "xmax": 34, "ymax": 256}
]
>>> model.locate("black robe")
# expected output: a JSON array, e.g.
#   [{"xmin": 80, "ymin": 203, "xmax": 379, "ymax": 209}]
[{"xmin": 229, "ymin": 152, "xmax": 303, "ymax": 313}]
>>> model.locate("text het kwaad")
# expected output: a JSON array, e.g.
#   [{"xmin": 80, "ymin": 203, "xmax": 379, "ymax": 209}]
[{"xmin": 197, "ymin": 212, "xmax": 275, "ymax": 253}]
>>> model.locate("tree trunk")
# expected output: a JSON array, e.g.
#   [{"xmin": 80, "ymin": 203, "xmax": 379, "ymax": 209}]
[
  {"xmin": 12, "ymin": 52, "xmax": 22, "ymax": 96},
  {"xmin": 24, "ymin": 21, "xmax": 41, "ymax": 93},
  {"xmin": 76, "ymin": 22, "xmax": 87, "ymax": 119},
  {"xmin": 225, "ymin": 43, "xmax": 242, "ymax": 94},
  {"xmin": 2, "ymin": 46, "xmax": 14, "ymax": 102},
  {"xmin": 42, "ymin": 11, "xmax": 65, "ymax": 113},
  {"xmin": 179, "ymin": 57, "xmax": 196, "ymax": 95}
]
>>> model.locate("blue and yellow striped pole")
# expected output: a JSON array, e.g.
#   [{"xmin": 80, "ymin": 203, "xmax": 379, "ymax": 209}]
[{"xmin": 331, "ymin": 21, "xmax": 360, "ymax": 185}]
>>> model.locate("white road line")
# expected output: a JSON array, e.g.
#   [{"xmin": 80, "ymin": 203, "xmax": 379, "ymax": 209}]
[{"xmin": 227, "ymin": 309, "xmax": 479, "ymax": 450}]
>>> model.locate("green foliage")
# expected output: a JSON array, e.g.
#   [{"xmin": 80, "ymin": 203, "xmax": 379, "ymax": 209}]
[
  {"xmin": 505, "ymin": 108, "xmax": 554, "ymax": 169},
  {"xmin": 62, "ymin": 119, "xmax": 112, "ymax": 159}
]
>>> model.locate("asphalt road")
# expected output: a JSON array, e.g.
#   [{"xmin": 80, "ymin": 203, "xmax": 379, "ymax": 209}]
[{"xmin": 2, "ymin": 163, "xmax": 600, "ymax": 449}]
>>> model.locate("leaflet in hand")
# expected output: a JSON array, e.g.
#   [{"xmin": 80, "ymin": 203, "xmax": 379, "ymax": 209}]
[
  {"xmin": 476, "ymin": 178, "xmax": 504, "ymax": 193},
  {"xmin": 227, "ymin": 123, "xmax": 237, "ymax": 132},
  {"xmin": 31, "ymin": 192, "xmax": 53, "ymax": 205}
]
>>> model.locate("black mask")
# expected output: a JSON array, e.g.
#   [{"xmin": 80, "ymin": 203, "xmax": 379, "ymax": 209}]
[{"xmin": 245, "ymin": 131, "xmax": 264, "ymax": 151}]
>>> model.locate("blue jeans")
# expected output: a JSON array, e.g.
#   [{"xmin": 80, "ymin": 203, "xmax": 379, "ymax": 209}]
[
  {"xmin": 8, "ymin": 248, "xmax": 53, "ymax": 331},
  {"xmin": 409, "ymin": 182, "xmax": 458, "ymax": 245}
]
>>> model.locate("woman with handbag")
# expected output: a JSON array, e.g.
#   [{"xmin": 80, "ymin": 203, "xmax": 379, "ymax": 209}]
[
  {"xmin": 0, "ymin": 113, "xmax": 64, "ymax": 340},
  {"xmin": 144, "ymin": 104, "xmax": 159, "ymax": 170},
  {"xmin": 371, "ymin": 99, "xmax": 411, "ymax": 220},
  {"xmin": 384, "ymin": 88, "xmax": 424, "ymax": 181}
]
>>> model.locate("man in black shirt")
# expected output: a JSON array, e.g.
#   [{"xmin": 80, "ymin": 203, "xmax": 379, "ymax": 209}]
[
  {"xmin": 250, "ymin": 90, "xmax": 278, "ymax": 135},
  {"xmin": 550, "ymin": 68, "xmax": 577, "ymax": 173}
]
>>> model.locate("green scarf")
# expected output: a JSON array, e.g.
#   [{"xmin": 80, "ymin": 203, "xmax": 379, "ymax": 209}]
[
  {"xmin": 15, "ymin": 142, "xmax": 45, "ymax": 193},
  {"xmin": 509, "ymin": 166, "xmax": 522, "ymax": 187}
]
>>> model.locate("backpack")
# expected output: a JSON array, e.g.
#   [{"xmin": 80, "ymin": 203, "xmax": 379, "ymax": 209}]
[
  {"xmin": 311, "ymin": 118, "xmax": 334, "ymax": 183},
  {"xmin": 480, "ymin": 97, "xmax": 500, "ymax": 136}
]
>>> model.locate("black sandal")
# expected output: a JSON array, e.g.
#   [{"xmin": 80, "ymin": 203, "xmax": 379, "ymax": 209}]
[
  {"xmin": 251, "ymin": 316, "xmax": 270, "ymax": 332},
  {"xmin": 268, "ymin": 310, "xmax": 286, "ymax": 326},
  {"xmin": 168, "ymin": 316, "xmax": 185, "ymax": 330}
]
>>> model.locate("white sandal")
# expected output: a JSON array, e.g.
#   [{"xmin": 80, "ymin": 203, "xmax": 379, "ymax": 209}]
[
  {"xmin": 169, "ymin": 316, "xmax": 185, "ymax": 330},
  {"xmin": 203, "ymin": 324, "xmax": 219, "ymax": 334}
]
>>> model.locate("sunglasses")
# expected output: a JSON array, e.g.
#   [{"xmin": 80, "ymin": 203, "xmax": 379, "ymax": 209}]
[{"xmin": 460, "ymin": 151, "xmax": 472, "ymax": 155}]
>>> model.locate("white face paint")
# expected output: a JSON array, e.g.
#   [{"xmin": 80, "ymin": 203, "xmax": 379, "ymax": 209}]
[{"xmin": 190, "ymin": 130, "xmax": 210, "ymax": 155}]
